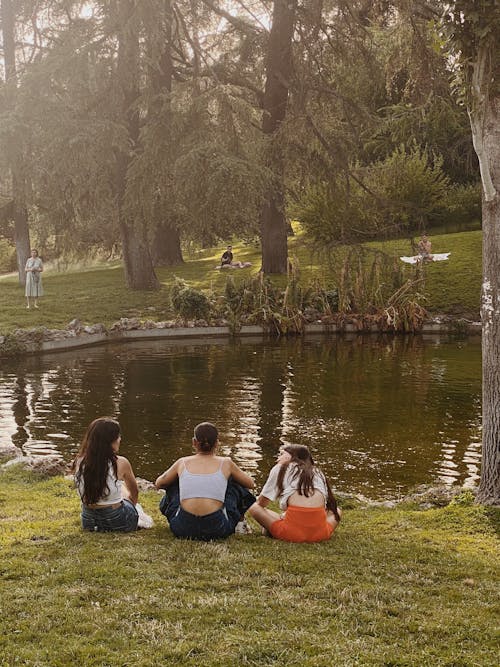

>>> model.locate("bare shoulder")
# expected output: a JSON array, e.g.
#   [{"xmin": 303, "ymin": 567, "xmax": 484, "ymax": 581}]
[{"xmin": 116, "ymin": 455, "xmax": 133, "ymax": 471}]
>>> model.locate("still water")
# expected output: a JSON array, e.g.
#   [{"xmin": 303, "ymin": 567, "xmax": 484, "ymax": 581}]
[{"xmin": 0, "ymin": 335, "xmax": 482, "ymax": 499}]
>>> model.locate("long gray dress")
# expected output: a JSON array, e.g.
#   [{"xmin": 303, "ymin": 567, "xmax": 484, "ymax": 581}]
[{"xmin": 25, "ymin": 257, "xmax": 44, "ymax": 297}]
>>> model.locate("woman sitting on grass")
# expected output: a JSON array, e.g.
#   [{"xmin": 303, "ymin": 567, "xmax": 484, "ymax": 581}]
[
  {"xmin": 73, "ymin": 417, "xmax": 140, "ymax": 532},
  {"xmin": 248, "ymin": 445, "xmax": 341, "ymax": 543},
  {"xmin": 155, "ymin": 422, "xmax": 256, "ymax": 541}
]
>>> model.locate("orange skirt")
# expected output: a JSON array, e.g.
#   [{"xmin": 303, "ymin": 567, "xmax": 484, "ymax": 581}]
[{"xmin": 269, "ymin": 505, "xmax": 334, "ymax": 543}]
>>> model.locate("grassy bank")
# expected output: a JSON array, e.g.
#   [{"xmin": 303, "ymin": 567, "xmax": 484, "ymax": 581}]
[
  {"xmin": 0, "ymin": 230, "xmax": 481, "ymax": 335},
  {"xmin": 0, "ymin": 466, "xmax": 498, "ymax": 666}
]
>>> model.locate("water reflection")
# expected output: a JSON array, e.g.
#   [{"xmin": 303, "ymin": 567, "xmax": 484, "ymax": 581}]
[{"xmin": 0, "ymin": 334, "xmax": 482, "ymax": 498}]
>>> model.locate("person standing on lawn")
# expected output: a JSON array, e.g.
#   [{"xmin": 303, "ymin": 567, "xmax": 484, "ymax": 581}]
[{"xmin": 25, "ymin": 249, "xmax": 43, "ymax": 309}]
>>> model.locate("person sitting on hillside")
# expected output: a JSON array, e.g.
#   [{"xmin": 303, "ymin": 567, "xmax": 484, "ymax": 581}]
[
  {"xmin": 155, "ymin": 422, "xmax": 256, "ymax": 541},
  {"xmin": 400, "ymin": 234, "xmax": 450, "ymax": 264},
  {"xmin": 248, "ymin": 444, "xmax": 341, "ymax": 543},
  {"xmin": 219, "ymin": 244, "xmax": 252, "ymax": 269},
  {"xmin": 417, "ymin": 235, "xmax": 433, "ymax": 261},
  {"xmin": 221, "ymin": 245, "xmax": 234, "ymax": 267}
]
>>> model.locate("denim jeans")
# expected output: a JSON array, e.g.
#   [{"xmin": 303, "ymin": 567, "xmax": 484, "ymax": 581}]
[
  {"xmin": 81, "ymin": 499, "xmax": 139, "ymax": 532},
  {"xmin": 159, "ymin": 478, "xmax": 256, "ymax": 541}
]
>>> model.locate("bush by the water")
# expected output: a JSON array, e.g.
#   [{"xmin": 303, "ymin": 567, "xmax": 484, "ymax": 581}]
[{"xmin": 171, "ymin": 277, "xmax": 211, "ymax": 321}]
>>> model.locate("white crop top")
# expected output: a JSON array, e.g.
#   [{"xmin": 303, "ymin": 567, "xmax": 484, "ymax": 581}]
[
  {"xmin": 76, "ymin": 461, "xmax": 123, "ymax": 506},
  {"xmin": 260, "ymin": 463, "xmax": 329, "ymax": 510},
  {"xmin": 179, "ymin": 459, "xmax": 228, "ymax": 502}
]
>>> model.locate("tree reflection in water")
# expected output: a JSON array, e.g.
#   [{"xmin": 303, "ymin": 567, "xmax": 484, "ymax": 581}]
[{"xmin": 0, "ymin": 335, "xmax": 482, "ymax": 498}]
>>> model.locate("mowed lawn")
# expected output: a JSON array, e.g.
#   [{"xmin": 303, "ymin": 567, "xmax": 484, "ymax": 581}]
[
  {"xmin": 0, "ymin": 466, "xmax": 498, "ymax": 667},
  {"xmin": 0, "ymin": 230, "xmax": 482, "ymax": 335}
]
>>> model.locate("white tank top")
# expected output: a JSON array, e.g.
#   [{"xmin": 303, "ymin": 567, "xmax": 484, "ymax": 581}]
[
  {"xmin": 179, "ymin": 459, "xmax": 228, "ymax": 502},
  {"xmin": 76, "ymin": 461, "xmax": 122, "ymax": 506}
]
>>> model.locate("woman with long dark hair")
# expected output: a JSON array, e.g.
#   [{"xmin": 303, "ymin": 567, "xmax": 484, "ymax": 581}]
[
  {"xmin": 155, "ymin": 422, "xmax": 256, "ymax": 541},
  {"xmin": 73, "ymin": 417, "xmax": 140, "ymax": 532},
  {"xmin": 248, "ymin": 444, "xmax": 341, "ymax": 543}
]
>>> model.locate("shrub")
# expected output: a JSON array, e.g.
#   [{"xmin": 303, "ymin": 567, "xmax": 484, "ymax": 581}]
[
  {"xmin": 0, "ymin": 238, "xmax": 17, "ymax": 274},
  {"xmin": 291, "ymin": 181, "xmax": 368, "ymax": 245},
  {"xmin": 171, "ymin": 277, "xmax": 211, "ymax": 321},
  {"xmin": 294, "ymin": 144, "xmax": 451, "ymax": 244},
  {"xmin": 450, "ymin": 490, "xmax": 476, "ymax": 507},
  {"xmin": 0, "ymin": 334, "xmax": 28, "ymax": 358},
  {"xmin": 442, "ymin": 182, "xmax": 481, "ymax": 228}
]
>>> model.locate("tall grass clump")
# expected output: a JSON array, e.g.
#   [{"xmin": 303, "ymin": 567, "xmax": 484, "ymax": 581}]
[{"xmin": 334, "ymin": 247, "xmax": 427, "ymax": 332}]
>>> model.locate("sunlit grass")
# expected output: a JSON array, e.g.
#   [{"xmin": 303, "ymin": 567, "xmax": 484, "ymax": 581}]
[
  {"xmin": 0, "ymin": 230, "xmax": 481, "ymax": 335},
  {"xmin": 0, "ymin": 466, "xmax": 498, "ymax": 666}
]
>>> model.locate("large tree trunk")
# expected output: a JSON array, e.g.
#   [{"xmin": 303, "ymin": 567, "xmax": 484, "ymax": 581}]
[
  {"xmin": 12, "ymin": 173, "xmax": 30, "ymax": 285},
  {"xmin": 116, "ymin": 0, "xmax": 159, "ymax": 290},
  {"xmin": 148, "ymin": 0, "xmax": 183, "ymax": 267},
  {"xmin": 475, "ymin": 96, "xmax": 500, "ymax": 505},
  {"xmin": 470, "ymin": 45, "xmax": 500, "ymax": 505},
  {"xmin": 260, "ymin": 0, "xmax": 297, "ymax": 274},
  {"xmin": 1, "ymin": 0, "xmax": 30, "ymax": 285},
  {"xmin": 151, "ymin": 223, "xmax": 183, "ymax": 266}
]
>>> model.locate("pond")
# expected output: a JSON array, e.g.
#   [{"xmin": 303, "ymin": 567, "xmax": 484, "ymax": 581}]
[{"xmin": 0, "ymin": 334, "xmax": 482, "ymax": 499}]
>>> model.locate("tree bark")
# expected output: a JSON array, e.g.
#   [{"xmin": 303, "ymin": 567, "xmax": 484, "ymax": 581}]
[
  {"xmin": 260, "ymin": 0, "xmax": 297, "ymax": 274},
  {"xmin": 148, "ymin": 0, "xmax": 183, "ymax": 267},
  {"xmin": 151, "ymin": 223, "xmax": 183, "ymax": 266},
  {"xmin": 475, "ymin": 93, "xmax": 500, "ymax": 505},
  {"xmin": 1, "ymin": 0, "xmax": 31, "ymax": 285},
  {"xmin": 116, "ymin": 0, "xmax": 159, "ymax": 290}
]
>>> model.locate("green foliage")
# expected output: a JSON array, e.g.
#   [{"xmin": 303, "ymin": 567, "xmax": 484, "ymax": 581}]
[
  {"xmin": 225, "ymin": 262, "xmax": 427, "ymax": 335},
  {"xmin": 224, "ymin": 272, "xmax": 336, "ymax": 335},
  {"xmin": 450, "ymin": 489, "xmax": 476, "ymax": 507},
  {"xmin": 171, "ymin": 277, "xmax": 211, "ymax": 321},
  {"xmin": 442, "ymin": 1, "xmax": 500, "ymax": 99},
  {"xmin": 0, "ymin": 333, "xmax": 28, "ymax": 358},
  {"xmin": 0, "ymin": 238, "xmax": 16, "ymax": 274},
  {"xmin": 368, "ymin": 98, "xmax": 477, "ymax": 184},
  {"xmin": 442, "ymin": 182, "xmax": 481, "ymax": 226},
  {"xmin": 295, "ymin": 145, "xmax": 452, "ymax": 244},
  {"xmin": 224, "ymin": 273, "xmax": 285, "ymax": 333},
  {"xmin": 368, "ymin": 144, "xmax": 450, "ymax": 230},
  {"xmin": 130, "ymin": 84, "xmax": 268, "ymax": 247},
  {"xmin": 333, "ymin": 246, "xmax": 427, "ymax": 332}
]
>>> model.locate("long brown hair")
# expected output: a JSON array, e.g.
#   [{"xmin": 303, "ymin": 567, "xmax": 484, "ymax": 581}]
[
  {"xmin": 276, "ymin": 445, "xmax": 341, "ymax": 522},
  {"xmin": 73, "ymin": 417, "xmax": 120, "ymax": 505}
]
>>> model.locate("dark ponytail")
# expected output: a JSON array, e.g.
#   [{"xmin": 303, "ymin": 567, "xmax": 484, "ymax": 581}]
[{"xmin": 194, "ymin": 422, "xmax": 218, "ymax": 453}]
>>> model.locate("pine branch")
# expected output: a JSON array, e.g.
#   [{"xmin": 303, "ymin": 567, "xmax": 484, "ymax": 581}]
[{"xmin": 200, "ymin": 0, "xmax": 263, "ymax": 35}]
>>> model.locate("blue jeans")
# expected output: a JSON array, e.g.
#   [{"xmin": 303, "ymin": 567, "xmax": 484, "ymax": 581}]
[
  {"xmin": 159, "ymin": 478, "xmax": 256, "ymax": 541},
  {"xmin": 81, "ymin": 499, "xmax": 139, "ymax": 532}
]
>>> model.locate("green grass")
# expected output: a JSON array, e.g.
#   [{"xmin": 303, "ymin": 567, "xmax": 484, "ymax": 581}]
[
  {"xmin": 0, "ymin": 466, "xmax": 498, "ymax": 666},
  {"xmin": 0, "ymin": 229, "xmax": 482, "ymax": 335}
]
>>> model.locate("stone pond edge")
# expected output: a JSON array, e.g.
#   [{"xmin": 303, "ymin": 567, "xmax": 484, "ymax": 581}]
[{"xmin": 0, "ymin": 318, "xmax": 482, "ymax": 358}]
